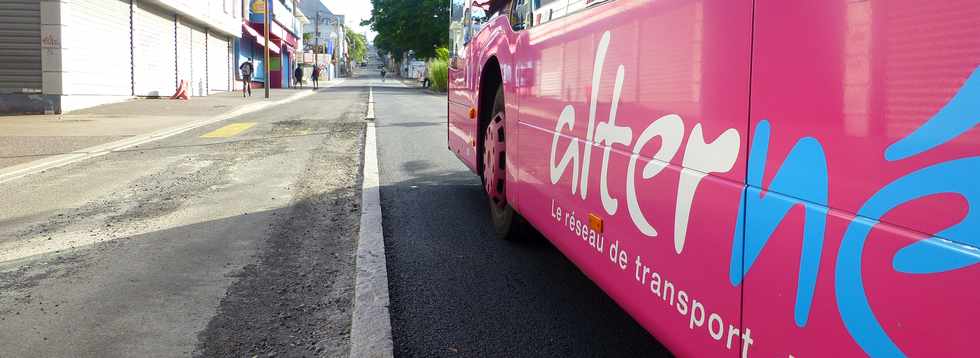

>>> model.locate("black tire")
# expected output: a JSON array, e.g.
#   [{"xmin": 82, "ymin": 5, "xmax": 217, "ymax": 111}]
[{"xmin": 482, "ymin": 86, "xmax": 523, "ymax": 240}]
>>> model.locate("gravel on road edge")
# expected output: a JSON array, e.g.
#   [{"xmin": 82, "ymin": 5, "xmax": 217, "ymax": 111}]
[{"xmin": 193, "ymin": 120, "xmax": 366, "ymax": 358}]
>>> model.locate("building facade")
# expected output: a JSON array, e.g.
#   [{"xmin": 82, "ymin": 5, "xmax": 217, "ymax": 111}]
[
  {"xmin": 237, "ymin": 0, "xmax": 304, "ymax": 89},
  {"xmin": 298, "ymin": 0, "xmax": 345, "ymax": 81},
  {"xmin": 0, "ymin": 0, "xmax": 243, "ymax": 114}
]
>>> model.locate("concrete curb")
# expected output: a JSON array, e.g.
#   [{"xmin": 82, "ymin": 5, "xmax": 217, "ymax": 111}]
[
  {"xmin": 348, "ymin": 121, "xmax": 395, "ymax": 358},
  {"xmin": 364, "ymin": 87, "xmax": 376, "ymax": 120},
  {"xmin": 0, "ymin": 80, "xmax": 345, "ymax": 185}
]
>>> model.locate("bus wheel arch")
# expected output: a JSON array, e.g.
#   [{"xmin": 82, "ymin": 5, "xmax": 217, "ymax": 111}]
[
  {"xmin": 476, "ymin": 56, "xmax": 502, "ymax": 179},
  {"xmin": 477, "ymin": 56, "xmax": 522, "ymax": 240}
]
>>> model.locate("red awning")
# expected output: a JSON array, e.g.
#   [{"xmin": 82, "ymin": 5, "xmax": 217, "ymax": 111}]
[
  {"xmin": 242, "ymin": 22, "xmax": 281, "ymax": 54},
  {"xmin": 271, "ymin": 20, "xmax": 299, "ymax": 48},
  {"xmin": 251, "ymin": 19, "xmax": 298, "ymax": 48}
]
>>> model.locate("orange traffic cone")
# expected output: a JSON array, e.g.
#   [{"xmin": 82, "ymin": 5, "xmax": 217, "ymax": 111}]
[{"xmin": 170, "ymin": 80, "xmax": 189, "ymax": 100}]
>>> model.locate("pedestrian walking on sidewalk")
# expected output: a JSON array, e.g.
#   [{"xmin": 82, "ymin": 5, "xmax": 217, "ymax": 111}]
[
  {"xmin": 240, "ymin": 58, "xmax": 254, "ymax": 97},
  {"xmin": 311, "ymin": 65, "xmax": 321, "ymax": 90},
  {"xmin": 294, "ymin": 65, "xmax": 304, "ymax": 89}
]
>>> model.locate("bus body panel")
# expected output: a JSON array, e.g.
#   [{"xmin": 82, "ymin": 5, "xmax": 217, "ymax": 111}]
[
  {"xmin": 744, "ymin": 0, "xmax": 980, "ymax": 356},
  {"xmin": 514, "ymin": 0, "xmax": 753, "ymax": 356},
  {"xmin": 450, "ymin": 13, "xmax": 524, "ymax": 206},
  {"xmin": 448, "ymin": 0, "xmax": 980, "ymax": 356},
  {"xmin": 448, "ymin": 69, "xmax": 476, "ymax": 172},
  {"xmin": 448, "ymin": 28, "xmax": 479, "ymax": 172}
]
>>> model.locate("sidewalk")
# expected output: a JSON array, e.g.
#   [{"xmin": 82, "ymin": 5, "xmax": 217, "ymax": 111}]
[{"xmin": 0, "ymin": 86, "xmax": 334, "ymax": 170}]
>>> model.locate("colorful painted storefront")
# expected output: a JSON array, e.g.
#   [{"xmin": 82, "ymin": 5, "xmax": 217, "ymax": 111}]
[{"xmin": 238, "ymin": 0, "xmax": 302, "ymax": 89}]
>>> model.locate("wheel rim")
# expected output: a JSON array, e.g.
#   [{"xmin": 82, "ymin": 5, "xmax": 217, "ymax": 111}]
[{"xmin": 483, "ymin": 113, "xmax": 506, "ymax": 210}]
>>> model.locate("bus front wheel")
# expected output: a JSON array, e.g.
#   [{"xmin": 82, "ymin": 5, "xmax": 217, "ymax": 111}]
[{"xmin": 482, "ymin": 86, "xmax": 523, "ymax": 240}]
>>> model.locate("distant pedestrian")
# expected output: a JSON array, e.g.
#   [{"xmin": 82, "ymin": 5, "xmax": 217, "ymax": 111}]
[
  {"xmin": 380, "ymin": 67, "xmax": 387, "ymax": 82},
  {"xmin": 239, "ymin": 58, "xmax": 254, "ymax": 97},
  {"xmin": 294, "ymin": 65, "xmax": 304, "ymax": 89},
  {"xmin": 311, "ymin": 65, "xmax": 321, "ymax": 89}
]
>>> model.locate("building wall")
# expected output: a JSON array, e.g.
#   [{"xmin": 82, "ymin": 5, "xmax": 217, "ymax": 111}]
[
  {"xmin": 186, "ymin": 20, "xmax": 209, "ymax": 96},
  {"xmin": 133, "ymin": 2, "xmax": 178, "ymax": 97},
  {"xmin": 240, "ymin": 0, "xmax": 303, "ymax": 89},
  {"xmin": 207, "ymin": 31, "xmax": 231, "ymax": 92},
  {"xmin": 147, "ymin": 0, "xmax": 240, "ymax": 37},
  {"xmin": 0, "ymin": 0, "xmax": 243, "ymax": 115},
  {"xmin": 64, "ymin": 0, "xmax": 133, "ymax": 96},
  {"xmin": 236, "ymin": 37, "xmax": 265, "ymax": 82}
]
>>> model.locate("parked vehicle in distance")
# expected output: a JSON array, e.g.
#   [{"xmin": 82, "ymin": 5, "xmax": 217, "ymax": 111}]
[{"xmin": 447, "ymin": 0, "xmax": 980, "ymax": 357}]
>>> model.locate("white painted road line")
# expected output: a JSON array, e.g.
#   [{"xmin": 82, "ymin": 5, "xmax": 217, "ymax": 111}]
[
  {"xmin": 349, "ymin": 121, "xmax": 394, "ymax": 358},
  {"xmin": 0, "ymin": 80, "xmax": 345, "ymax": 186}
]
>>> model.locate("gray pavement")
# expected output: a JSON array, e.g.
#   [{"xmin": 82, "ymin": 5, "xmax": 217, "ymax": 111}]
[
  {"xmin": 0, "ymin": 87, "xmax": 332, "ymax": 169},
  {"xmin": 373, "ymin": 79, "xmax": 671, "ymax": 357},
  {"xmin": 0, "ymin": 80, "xmax": 366, "ymax": 357}
]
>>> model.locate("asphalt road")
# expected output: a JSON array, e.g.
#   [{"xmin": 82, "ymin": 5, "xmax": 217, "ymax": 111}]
[
  {"xmin": 0, "ymin": 79, "xmax": 369, "ymax": 357},
  {"xmin": 374, "ymin": 80, "xmax": 671, "ymax": 357},
  {"xmin": 0, "ymin": 69, "xmax": 671, "ymax": 358}
]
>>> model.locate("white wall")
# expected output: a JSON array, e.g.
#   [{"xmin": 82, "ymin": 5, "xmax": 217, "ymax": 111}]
[
  {"xmin": 39, "ymin": 0, "xmax": 243, "ymax": 112},
  {"xmin": 146, "ymin": 0, "xmax": 241, "ymax": 37},
  {"xmin": 62, "ymin": 0, "xmax": 133, "ymax": 96}
]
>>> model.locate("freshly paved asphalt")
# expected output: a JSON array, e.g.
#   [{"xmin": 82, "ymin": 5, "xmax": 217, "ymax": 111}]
[{"xmin": 374, "ymin": 80, "xmax": 672, "ymax": 357}]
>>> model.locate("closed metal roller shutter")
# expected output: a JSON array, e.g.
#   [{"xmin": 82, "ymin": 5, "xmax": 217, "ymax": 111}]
[
  {"xmin": 0, "ymin": 0, "xmax": 41, "ymax": 94},
  {"xmin": 207, "ymin": 32, "xmax": 230, "ymax": 92},
  {"xmin": 65, "ymin": 0, "xmax": 131, "ymax": 95},
  {"xmin": 176, "ymin": 19, "xmax": 191, "ymax": 93},
  {"xmin": 189, "ymin": 23, "xmax": 207, "ymax": 96},
  {"xmin": 133, "ymin": 2, "xmax": 176, "ymax": 97}
]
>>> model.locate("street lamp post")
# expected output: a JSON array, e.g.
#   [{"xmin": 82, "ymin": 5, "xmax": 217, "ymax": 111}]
[
  {"xmin": 263, "ymin": 0, "xmax": 271, "ymax": 98},
  {"xmin": 329, "ymin": 31, "xmax": 338, "ymax": 81}
]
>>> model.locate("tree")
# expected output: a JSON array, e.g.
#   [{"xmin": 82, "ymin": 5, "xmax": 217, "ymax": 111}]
[
  {"xmin": 345, "ymin": 28, "xmax": 368, "ymax": 63},
  {"xmin": 363, "ymin": 0, "xmax": 449, "ymax": 60}
]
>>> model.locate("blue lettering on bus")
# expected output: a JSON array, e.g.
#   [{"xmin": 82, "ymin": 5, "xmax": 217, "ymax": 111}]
[
  {"xmin": 729, "ymin": 120, "xmax": 829, "ymax": 328},
  {"xmin": 885, "ymin": 67, "xmax": 980, "ymax": 161},
  {"xmin": 836, "ymin": 157, "xmax": 980, "ymax": 357},
  {"xmin": 836, "ymin": 67, "xmax": 980, "ymax": 357},
  {"xmin": 733, "ymin": 66, "xmax": 980, "ymax": 356}
]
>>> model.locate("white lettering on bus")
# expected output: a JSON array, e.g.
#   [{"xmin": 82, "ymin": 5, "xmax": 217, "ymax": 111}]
[
  {"xmin": 579, "ymin": 31, "xmax": 613, "ymax": 201},
  {"xmin": 550, "ymin": 105, "xmax": 580, "ymax": 194},
  {"xmin": 674, "ymin": 124, "xmax": 740, "ymax": 253},
  {"xmin": 594, "ymin": 64, "xmax": 632, "ymax": 215},
  {"xmin": 627, "ymin": 114, "xmax": 684, "ymax": 237},
  {"xmin": 547, "ymin": 30, "xmax": 741, "ymax": 253}
]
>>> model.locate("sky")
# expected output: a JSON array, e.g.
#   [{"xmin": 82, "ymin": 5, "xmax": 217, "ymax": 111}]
[{"xmin": 320, "ymin": 0, "xmax": 376, "ymax": 41}]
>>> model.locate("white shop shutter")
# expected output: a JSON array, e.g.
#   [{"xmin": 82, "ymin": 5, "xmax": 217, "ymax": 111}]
[
  {"xmin": 207, "ymin": 32, "xmax": 230, "ymax": 92},
  {"xmin": 176, "ymin": 19, "xmax": 191, "ymax": 93},
  {"xmin": 189, "ymin": 22, "xmax": 207, "ymax": 96},
  {"xmin": 64, "ymin": 0, "xmax": 131, "ymax": 95},
  {"xmin": 0, "ymin": 0, "xmax": 41, "ymax": 94},
  {"xmin": 133, "ymin": 2, "xmax": 176, "ymax": 97}
]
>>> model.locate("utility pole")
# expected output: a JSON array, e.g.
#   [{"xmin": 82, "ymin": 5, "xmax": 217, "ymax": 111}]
[
  {"xmin": 263, "ymin": 0, "xmax": 271, "ymax": 98},
  {"xmin": 315, "ymin": 11, "xmax": 320, "ymax": 67},
  {"xmin": 292, "ymin": 0, "xmax": 298, "ymax": 90}
]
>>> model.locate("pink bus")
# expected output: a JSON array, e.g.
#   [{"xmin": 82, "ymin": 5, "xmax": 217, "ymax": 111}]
[{"xmin": 447, "ymin": 0, "xmax": 980, "ymax": 356}]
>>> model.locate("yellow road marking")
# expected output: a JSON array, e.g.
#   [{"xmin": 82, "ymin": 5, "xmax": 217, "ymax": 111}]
[{"xmin": 200, "ymin": 122, "xmax": 257, "ymax": 138}]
